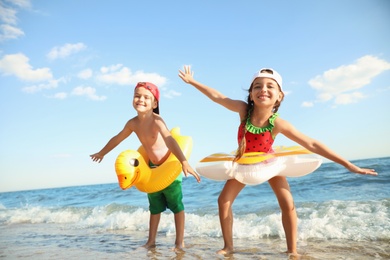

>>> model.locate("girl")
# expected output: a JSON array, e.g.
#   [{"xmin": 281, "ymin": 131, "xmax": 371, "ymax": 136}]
[{"xmin": 178, "ymin": 65, "xmax": 376, "ymax": 256}]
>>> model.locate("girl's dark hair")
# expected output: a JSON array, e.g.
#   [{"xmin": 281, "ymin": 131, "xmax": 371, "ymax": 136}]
[{"xmin": 234, "ymin": 69, "xmax": 285, "ymax": 161}]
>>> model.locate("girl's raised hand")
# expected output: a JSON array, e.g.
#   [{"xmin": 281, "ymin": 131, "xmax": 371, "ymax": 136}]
[{"xmin": 178, "ymin": 65, "xmax": 194, "ymax": 83}]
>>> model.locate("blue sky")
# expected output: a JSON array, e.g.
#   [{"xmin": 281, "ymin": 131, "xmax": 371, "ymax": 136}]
[{"xmin": 1, "ymin": 0, "xmax": 389, "ymax": 192}]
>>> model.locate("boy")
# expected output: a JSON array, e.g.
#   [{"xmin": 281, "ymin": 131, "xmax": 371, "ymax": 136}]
[{"xmin": 90, "ymin": 82, "xmax": 200, "ymax": 250}]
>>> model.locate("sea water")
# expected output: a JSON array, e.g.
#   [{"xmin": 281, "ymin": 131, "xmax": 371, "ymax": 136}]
[{"xmin": 0, "ymin": 157, "xmax": 389, "ymax": 259}]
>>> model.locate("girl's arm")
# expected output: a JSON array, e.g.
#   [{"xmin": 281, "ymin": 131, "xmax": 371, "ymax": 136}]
[
  {"xmin": 276, "ymin": 117, "xmax": 377, "ymax": 175},
  {"xmin": 179, "ymin": 65, "xmax": 246, "ymax": 115},
  {"xmin": 156, "ymin": 119, "xmax": 201, "ymax": 182}
]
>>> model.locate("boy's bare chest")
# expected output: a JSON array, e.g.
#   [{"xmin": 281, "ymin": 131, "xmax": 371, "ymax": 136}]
[{"xmin": 136, "ymin": 128, "xmax": 161, "ymax": 146}]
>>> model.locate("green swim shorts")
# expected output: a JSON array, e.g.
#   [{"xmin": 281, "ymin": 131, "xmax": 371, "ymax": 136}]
[{"xmin": 147, "ymin": 180, "xmax": 184, "ymax": 215}]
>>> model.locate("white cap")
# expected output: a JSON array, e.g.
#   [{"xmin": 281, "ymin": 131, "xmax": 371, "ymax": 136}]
[{"xmin": 252, "ymin": 68, "xmax": 283, "ymax": 90}]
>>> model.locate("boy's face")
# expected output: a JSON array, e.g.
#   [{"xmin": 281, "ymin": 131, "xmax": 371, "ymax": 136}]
[{"xmin": 133, "ymin": 87, "xmax": 158, "ymax": 113}]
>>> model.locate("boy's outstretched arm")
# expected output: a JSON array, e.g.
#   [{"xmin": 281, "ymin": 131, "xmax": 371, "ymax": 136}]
[
  {"xmin": 181, "ymin": 160, "xmax": 201, "ymax": 183},
  {"xmin": 90, "ymin": 121, "xmax": 133, "ymax": 163},
  {"xmin": 157, "ymin": 120, "xmax": 201, "ymax": 182},
  {"xmin": 90, "ymin": 135, "xmax": 123, "ymax": 163},
  {"xmin": 164, "ymin": 134, "xmax": 200, "ymax": 182}
]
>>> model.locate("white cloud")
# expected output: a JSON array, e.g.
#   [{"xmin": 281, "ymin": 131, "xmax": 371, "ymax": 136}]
[
  {"xmin": 334, "ymin": 92, "xmax": 365, "ymax": 105},
  {"xmin": 96, "ymin": 64, "xmax": 167, "ymax": 86},
  {"xmin": 316, "ymin": 92, "xmax": 333, "ymax": 102},
  {"xmin": 0, "ymin": 53, "xmax": 72, "ymax": 94},
  {"xmin": 52, "ymin": 92, "xmax": 68, "ymax": 99},
  {"xmin": 0, "ymin": 53, "xmax": 52, "ymax": 81},
  {"xmin": 7, "ymin": 0, "xmax": 32, "ymax": 9},
  {"xmin": 100, "ymin": 64, "xmax": 123, "ymax": 74},
  {"xmin": 22, "ymin": 78, "xmax": 63, "ymax": 93},
  {"xmin": 0, "ymin": 24, "xmax": 24, "ymax": 40},
  {"xmin": 0, "ymin": 3, "xmax": 17, "ymax": 24},
  {"xmin": 47, "ymin": 42, "xmax": 87, "ymax": 60},
  {"xmin": 71, "ymin": 85, "xmax": 106, "ymax": 101},
  {"xmin": 78, "ymin": 68, "xmax": 93, "ymax": 79},
  {"xmin": 0, "ymin": 0, "xmax": 30, "ymax": 42},
  {"xmin": 308, "ymin": 55, "xmax": 390, "ymax": 106},
  {"xmin": 164, "ymin": 89, "xmax": 181, "ymax": 99},
  {"xmin": 301, "ymin": 101, "xmax": 314, "ymax": 107}
]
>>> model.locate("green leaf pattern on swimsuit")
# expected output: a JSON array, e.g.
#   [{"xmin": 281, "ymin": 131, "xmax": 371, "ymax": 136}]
[{"xmin": 245, "ymin": 112, "xmax": 279, "ymax": 134}]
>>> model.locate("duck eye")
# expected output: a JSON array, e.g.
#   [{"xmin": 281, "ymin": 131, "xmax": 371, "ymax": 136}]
[{"xmin": 129, "ymin": 158, "xmax": 139, "ymax": 167}]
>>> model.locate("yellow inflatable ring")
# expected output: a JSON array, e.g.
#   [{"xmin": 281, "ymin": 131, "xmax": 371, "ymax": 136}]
[{"xmin": 115, "ymin": 127, "xmax": 192, "ymax": 193}]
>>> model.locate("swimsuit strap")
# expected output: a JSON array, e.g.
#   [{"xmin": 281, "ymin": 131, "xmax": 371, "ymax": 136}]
[
  {"xmin": 149, "ymin": 161, "xmax": 160, "ymax": 168},
  {"xmin": 245, "ymin": 111, "xmax": 278, "ymax": 134}
]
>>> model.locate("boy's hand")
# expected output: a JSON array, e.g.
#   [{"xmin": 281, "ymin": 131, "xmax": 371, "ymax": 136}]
[
  {"xmin": 178, "ymin": 65, "xmax": 194, "ymax": 84},
  {"xmin": 90, "ymin": 153, "xmax": 104, "ymax": 163},
  {"xmin": 182, "ymin": 161, "xmax": 201, "ymax": 183}
]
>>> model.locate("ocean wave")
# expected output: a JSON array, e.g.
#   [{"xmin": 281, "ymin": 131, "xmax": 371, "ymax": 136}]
[{"xmin": 1, "ymin": 198, "xmax": 388, "ymax": 241}]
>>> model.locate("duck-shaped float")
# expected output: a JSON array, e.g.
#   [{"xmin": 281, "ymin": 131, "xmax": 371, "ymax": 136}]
[{"xmin": 115, "ymin": 127, "xmax": 192, "ymax": 193}]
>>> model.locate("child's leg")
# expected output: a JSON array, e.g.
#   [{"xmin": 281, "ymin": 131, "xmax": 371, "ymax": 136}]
[
  {"xmin": 217, "ymin": 179, "xmax": 245, "ymax": 255},
  {"xmin": 174, "ymin": 210, "xmax": 185, "ymax": 249},
  {"xmin": 268, "ymin": 176, "xmax": 297, "ymax": 254},
  {"xmin": 143, "ymin": 213, "xmax": 161, "ymax": 248},
  {"xmin": 163, "ymin": 180, "xmax": 185, "ymax": 250}
]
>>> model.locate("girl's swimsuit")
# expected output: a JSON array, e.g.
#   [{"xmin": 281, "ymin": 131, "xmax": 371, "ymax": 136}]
[
  {"xmin": 147, "ymin": 161, "xmax": 184, "ymax": 215},
  {"xmin": 237, "ymin": 112, "xmax": 278, "ymax": 153}
]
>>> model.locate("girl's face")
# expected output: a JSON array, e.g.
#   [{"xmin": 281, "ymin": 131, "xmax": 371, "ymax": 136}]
[
  {"xmin": 133, "ymin": 87, "xmax": 158, "ymax": 113},
  {"xmin": 250, "ymin": 77, "xmax": 282, "ymax": 106}
]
